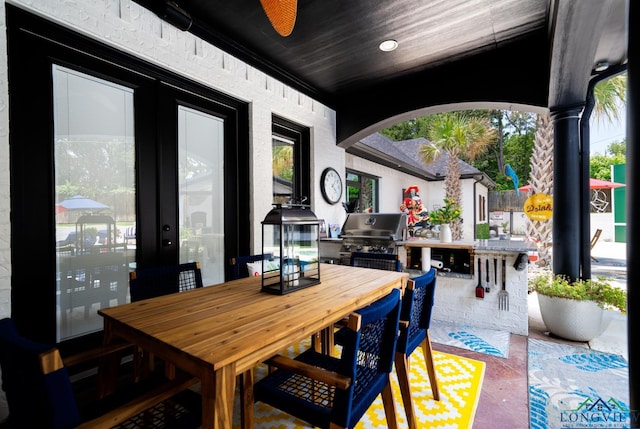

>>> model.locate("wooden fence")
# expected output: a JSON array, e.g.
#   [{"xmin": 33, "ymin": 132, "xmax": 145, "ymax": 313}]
[
  {"xmin": 488, "ymin": 191, "xmax": 528, "ymax": 212},
  {"xmin": 489, "ymin": 189, "xmax": 612, "ymax": 213}
]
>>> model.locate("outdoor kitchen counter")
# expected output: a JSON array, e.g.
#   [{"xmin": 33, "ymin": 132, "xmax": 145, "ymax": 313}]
[
  {"xmin": 400, "ymin": 237, "xmax": 537, "ymax": 252},
  {"xmin": 399, "ymin": 238, "xmax": 538, "ymax": 336}
]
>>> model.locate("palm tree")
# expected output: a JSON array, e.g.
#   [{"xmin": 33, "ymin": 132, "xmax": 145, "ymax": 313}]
[
  {"xmin": 592, "ymin": 74, "xmax": 627, "ymax": 126},
  {"xmin": 526, "ymin": 114, "xmax": 554, "ymax": 266},
  {"xmin": 419, "ymin": 112, "xmax": 497, "ymax": 240},
  {"xmin": 526, "ymin": 73, "xmax": 626, "ymax": 266}
]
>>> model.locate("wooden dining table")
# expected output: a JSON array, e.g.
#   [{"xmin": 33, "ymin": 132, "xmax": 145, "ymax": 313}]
[{"xmin": 98, "ymin": 263, "xmax": 408, "ymax": 429}]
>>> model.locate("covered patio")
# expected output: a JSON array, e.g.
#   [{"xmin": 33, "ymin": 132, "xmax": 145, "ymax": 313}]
[
  {"xmin": 134, "ymin": 0, "xmax": 636, "ymax": 409},
  {"xmin": 0, "ymin": 0, "xmax": 636, "ymax": 427}
]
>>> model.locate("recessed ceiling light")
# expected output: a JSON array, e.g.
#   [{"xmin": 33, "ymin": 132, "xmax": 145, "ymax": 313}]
[{"xmin": 379, "ymin": 39, "xmax": 398, "ymax": 52}]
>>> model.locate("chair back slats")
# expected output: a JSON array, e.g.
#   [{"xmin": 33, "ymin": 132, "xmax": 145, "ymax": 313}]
[
  {"xmin": 129, "ymin": 262, "xmax": 203, "ymax": 301},
  {"xmin": 0, "ymin": 318, "xmax": 202, "ymax": 429},
  {"xmin": 0, "ymin": 318, "xmax": 82, "ymax": 429},
  {"xmin": 398, "ymin": 269, "xmax": 437, "ymax": 355},
  {"xmin": 336, "ymin": 288, "xmax": 402, "ymax": 426},
  {"xmin": 394, "ymin": 268, "xmax": 440, "ymax": 428},
  {"xmin": 350, "ymin": 252, "xmax": 401, "ymax": 272},
  {"xmin": 254, "ymin": 288, "xmax": 401, "ymax": 428},
  {"xmin": 177, "ymin": 265, "xmax": 203, "ymax": 292}
]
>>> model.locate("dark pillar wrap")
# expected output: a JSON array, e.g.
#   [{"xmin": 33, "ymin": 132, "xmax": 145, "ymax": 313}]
[
  {"xmin": 551, "ymin": 106, "xmax": 583, "ymax": 281},
  {"xmin": 627, "ymin": 1, "xmax": 639, "ymax": 423}
]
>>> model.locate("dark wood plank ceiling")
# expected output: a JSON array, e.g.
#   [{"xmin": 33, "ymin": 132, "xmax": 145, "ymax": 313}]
[{"xmin": 134, "ymin": 0, "xmax": 628, "ymax": 146}]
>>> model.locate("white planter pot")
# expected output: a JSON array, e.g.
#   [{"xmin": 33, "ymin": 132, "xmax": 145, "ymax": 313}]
[
  {"xmin": 440, "ymin": 224, "xmax": 452, "ymax": 243},
  {"xmin": 537, "ymin": 294, "xmax": 604, "ymax": 342}
]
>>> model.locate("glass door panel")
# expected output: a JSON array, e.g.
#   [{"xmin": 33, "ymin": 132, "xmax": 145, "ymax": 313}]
[
  {"xmin": 53, "ymin": 65, "xmax": 136, "ymax": 341},
  {"xmin": 178, "ymin": 106, "xmax": 225, "ymax": 286}
]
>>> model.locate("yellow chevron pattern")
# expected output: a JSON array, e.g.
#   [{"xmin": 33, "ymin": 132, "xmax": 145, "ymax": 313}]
[{"xmin": 234, "ymin": 338, "xmax": 485, "ymax": 428}]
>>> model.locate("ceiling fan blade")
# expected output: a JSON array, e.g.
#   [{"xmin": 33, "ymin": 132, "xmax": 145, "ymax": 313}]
[{"xmin": 259, "ymin": 0, "xmax": 297, "ymax": 37}]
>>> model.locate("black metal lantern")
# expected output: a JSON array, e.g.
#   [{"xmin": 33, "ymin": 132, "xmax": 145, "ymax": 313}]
[{"xmin": 261, "ymin": 204, "xmax": 320, "ymax": 294}]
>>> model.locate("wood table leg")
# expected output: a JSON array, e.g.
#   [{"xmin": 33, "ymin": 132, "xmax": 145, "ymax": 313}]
[
  {"xmin": 320, "ymin": 326, "xmax": 335, "ymax": 356},
  {"xmin": 239, "ymin": 370, "xmax": 254, "ymax": 429},
  {"xmin": 200, "ymin": 363, "xmax": 236, "ymax": 429},
  {"xmin": 97, "ymin": 320, "xmax": 120, "ymax": 398}
]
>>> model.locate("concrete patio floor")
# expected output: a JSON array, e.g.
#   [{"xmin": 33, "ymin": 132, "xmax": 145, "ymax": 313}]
[{"xmin": 458, "ymin": 240, "xmax": 628, "ymax": 428}]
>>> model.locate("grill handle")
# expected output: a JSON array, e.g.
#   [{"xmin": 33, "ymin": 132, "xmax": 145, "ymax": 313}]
[{"xmin": 340, "ymin": 234, "xmax": 398, "ymax": 240}]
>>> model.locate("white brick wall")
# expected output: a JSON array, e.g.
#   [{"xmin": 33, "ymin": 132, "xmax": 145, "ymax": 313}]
[
  {"xmin": 0, "ymin": 0, "xmax": 342, "ymax": 419},
  {"xmin": 0, "ymin": 0, "xmax": 343, "ymax": 312},
  {"xmin": 0, "ymin": 2, "xmax": 11, "ymax": 419},
  {"xmin": 430, "ymin": 251, "xmax": 529, "ymax": 336},
  {"xmin": 0, "ymin": 1, "xmax": 10, "ymax": 321}
]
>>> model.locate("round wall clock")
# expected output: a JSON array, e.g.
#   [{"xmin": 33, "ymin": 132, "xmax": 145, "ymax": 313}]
[{"xmin": 320, "ymin": 167, "xmax": 343, "ymax": 204}]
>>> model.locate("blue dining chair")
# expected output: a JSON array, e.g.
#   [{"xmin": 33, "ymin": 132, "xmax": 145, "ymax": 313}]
[
  {"xmin": 253, "ymin": 288, "xmax": 402, "ymax": 429},
  {"xmin": 0, "ymin": 318, "xmax": 200, "ymax": 429},
  {"xmin": 394, "ymin": 268, "xmax": 440, "ymax": 429},
  {"xmin": 129, "ymin": 261, "xmax": 203, "ymax": 302},
  {"xmin": 128, "ymin": 262, "xmax": 203, "ymax": 379}
]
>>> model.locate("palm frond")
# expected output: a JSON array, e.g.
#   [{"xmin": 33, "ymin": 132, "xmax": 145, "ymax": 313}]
[{"xmin": 592, "ymin": 74, "xmax": 627, "ymax": 127}]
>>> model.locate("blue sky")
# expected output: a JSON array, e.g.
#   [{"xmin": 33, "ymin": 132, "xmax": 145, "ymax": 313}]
[{"xmin": 590, "ymin": 109, "xmax": 626, "ymax": 155}]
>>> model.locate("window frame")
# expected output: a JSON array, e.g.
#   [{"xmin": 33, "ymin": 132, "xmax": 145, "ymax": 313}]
[
  {"xmin": 272, "ymin": 116, "xmax": 311, "ymax": 204},
  {"xmin": 345, "ymin": 169, "xmax": 379, "ymax": 213}
]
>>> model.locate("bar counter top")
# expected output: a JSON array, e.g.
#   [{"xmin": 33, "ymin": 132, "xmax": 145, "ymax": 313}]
[{"xmin": 401, "ymin": 238, "xmax": 537, "ymax": 253}]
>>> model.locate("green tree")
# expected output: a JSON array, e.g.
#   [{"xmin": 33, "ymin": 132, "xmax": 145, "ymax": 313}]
[
  {"xmin": 590, "ymin": 140, "xmax": 626, "ymax": 181},
  {"xmin": 472, "ymin": 111, "xmax": 535, "ymax": 191},
  {"xmin": 383, "ymin": 110, "xmax": 535, "ymax": 194},
  {"xmin": 420, "ymin": 112, "xmax": 497, "ymax": 239},
  {"xmin": 380, "ymin": 117, "xmax": 435, "ymax": 141},
  {"xmin": 272, "ymin": 144, "xmax": 294, "ymax": 180},
  {"xmin": 592, "ymin": 75, "xmax": 627, "ymax": 126}
]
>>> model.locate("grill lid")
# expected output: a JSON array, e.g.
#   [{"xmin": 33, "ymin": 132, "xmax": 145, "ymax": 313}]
[{"xmin": 340, "ymin": 213, "xmax": 407, "ymax": 241}]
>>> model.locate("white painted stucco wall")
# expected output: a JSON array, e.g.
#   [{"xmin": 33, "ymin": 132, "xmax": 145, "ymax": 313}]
[
  {"xmin": 424, "ymin": 178, "xmax": 487, "ymax": 240},
  {"xmin": 344, "ymin": 152, "xmax": 430, "ymax": 216},
  {"xmin": 345, "ymin": 154, "xmax": 488, "ymax": 241}
]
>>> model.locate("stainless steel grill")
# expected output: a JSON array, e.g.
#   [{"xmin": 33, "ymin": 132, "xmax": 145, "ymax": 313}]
[{"xmin": 337, "ymin": 213, "xmax": 407, "ymax": 264}]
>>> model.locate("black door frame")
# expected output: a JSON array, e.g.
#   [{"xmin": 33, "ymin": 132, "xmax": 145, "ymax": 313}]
[{"xmin": 6, "ymin": 5, "xmax": 249, "ymax": 348}]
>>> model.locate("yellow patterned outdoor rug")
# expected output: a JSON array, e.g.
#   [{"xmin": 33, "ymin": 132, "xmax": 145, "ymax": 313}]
[{"xmin": 233, "ymin": 339, "xmax": 486, "ymax": 428}]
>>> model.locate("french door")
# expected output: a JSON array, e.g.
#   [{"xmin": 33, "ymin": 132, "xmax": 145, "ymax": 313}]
[{"xmin": 7, "ymin": 5, "xmax": 250, "ymax": 348}]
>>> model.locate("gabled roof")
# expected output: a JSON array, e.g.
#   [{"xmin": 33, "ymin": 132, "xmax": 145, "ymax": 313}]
[{"xmin": 350, "ymin": 133, "xmax": 496, "ymax": 188}]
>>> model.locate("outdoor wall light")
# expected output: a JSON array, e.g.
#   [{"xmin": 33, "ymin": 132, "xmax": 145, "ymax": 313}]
[
  {"xmin": 379, "ymin": 39, "xmax": 398, "ymax": 52},
  {"xmin": 594, "ymin": 60, "xmax": 610, "ymax": 73},
  {"xmin": 159, "ymin": 1, "xmax": 192, "ymax": 31}
]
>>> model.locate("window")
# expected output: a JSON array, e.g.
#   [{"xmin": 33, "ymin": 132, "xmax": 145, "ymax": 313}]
[
  {"xmin": 53, "ymin": 65, "xmax": 135, "ymax": 340},
  {"xmin": 478, "ymin": 195, "xmax": 486, "ymax": 222},
  {"xmin": 272, "ymin": 116, "xmax": 310, "ymax": 204},
  {"xmin": 7, "ymin": 5, "xmax": 249, "ymax": 346},
  {"xmin": 272, "ymin": 135, "xmax": 295, "ymax": 204},
  {"xmin": 345, "ymin": 170, "xmax": 379, "ymax": 213}
]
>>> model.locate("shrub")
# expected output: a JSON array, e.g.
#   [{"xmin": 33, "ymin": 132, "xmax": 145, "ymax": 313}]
[{"xmin": 529, "ymin": 272, "xmax": 626, "ymax": 314}]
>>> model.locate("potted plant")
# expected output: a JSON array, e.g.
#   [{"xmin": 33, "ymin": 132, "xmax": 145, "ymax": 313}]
[
  {"xmin": 500, "ymin": 221, "xmax": 510, "ymax": 236},
  {"xmin": 428, "ymin": 197, "xmax": 461, "ymax": 243},
  {"xmin": 529, "ymin": 272, "xmax": 627, "ymax": 342}
]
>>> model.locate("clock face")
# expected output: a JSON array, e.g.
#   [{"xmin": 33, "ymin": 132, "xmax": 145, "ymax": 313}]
[{"xmin": 321, "ymin": 167, "xmax": 343, "ymax": 204}]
